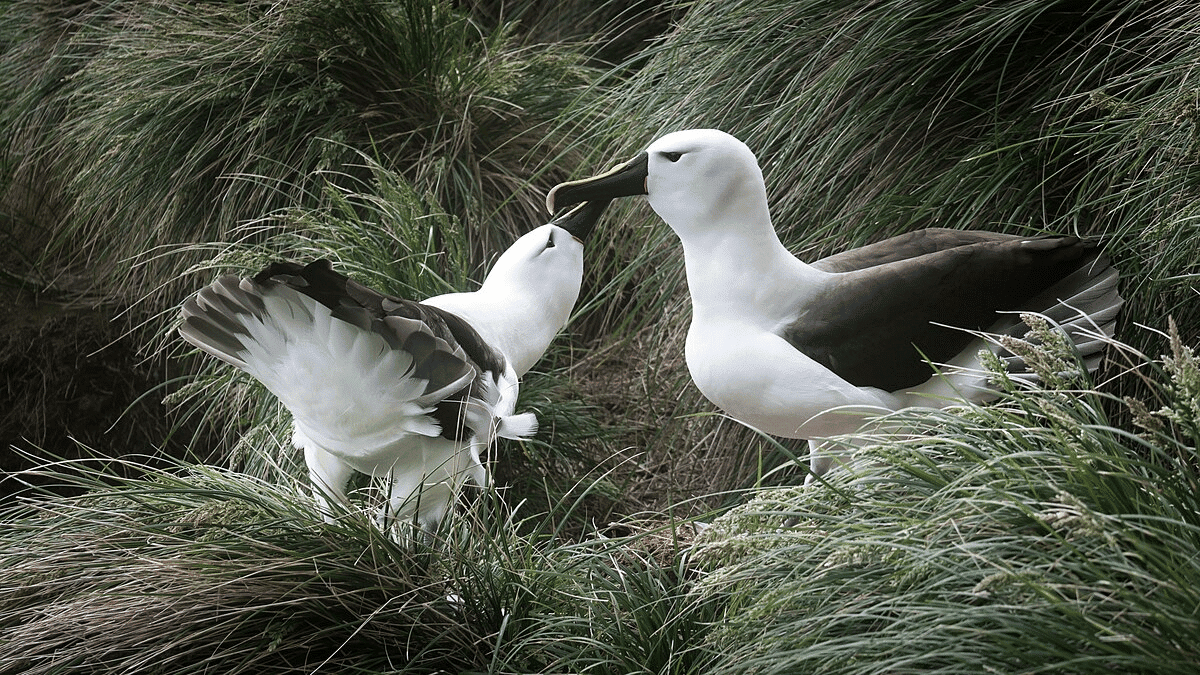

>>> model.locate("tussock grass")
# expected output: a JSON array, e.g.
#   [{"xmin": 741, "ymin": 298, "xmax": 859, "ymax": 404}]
[
  {"xmin": 0, "ymin": 0, "xmax": 602, "ymax": 304},
  {"xmin": 692, "ymin": 323, "xmax": 1200, "ymax": 674},
  {"xmin": 1, "ymin": 460, "xmax": 519, "ymax": 673},
  {"xmin": 4, "ymin": 325, "xmax": 1199, "ymax": 673},
  {"xmin": 5, "ymin": 2, "xmax": 1200, "ymax": 671},
  {"xmin": 0, "ymin": 455, "xmax": 721, "ymax": 674}
]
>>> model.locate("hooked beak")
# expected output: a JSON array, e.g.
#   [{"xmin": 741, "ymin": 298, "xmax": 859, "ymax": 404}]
[
  {"xmin": 548, "ymin": 198, "xmax": 611, "ymax": 242},
  {"xmin": 546, "ymin": 153, "xmax": 649, "ymax": 214}
]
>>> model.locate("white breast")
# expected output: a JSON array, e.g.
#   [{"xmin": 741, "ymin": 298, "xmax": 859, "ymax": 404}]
[{"xmin": 684, "ymin": 317, "xmax": 903, "ymax": 440}]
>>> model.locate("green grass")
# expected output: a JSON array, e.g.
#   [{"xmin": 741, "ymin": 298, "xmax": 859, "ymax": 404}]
[
  {"xmin": 1, "ymin": 0, "xmax": 603, "ymax": 306},
  {"xmin": 691, "ymin": 324, "xmax": 1200, "ymax": 674},
  {"xmin": 0, "ymin": 454, "xmax": 721, "ymax": 674},
  {"xmin": 4, "ymin": 0, "xmax": 1200, "ymax": 672},
  {"xmin": 4, "ymin": 323, "xmax": 1198, "ymax": 674}
]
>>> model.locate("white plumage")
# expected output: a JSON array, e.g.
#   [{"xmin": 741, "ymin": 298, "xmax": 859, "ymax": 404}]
[
  {"xmin": 179, "ymin": 201, "xmax": 607, "ymax": 529},
  {"xmin": 548, "ymin": 129, "xmax": 1122, "ymax": 482}
]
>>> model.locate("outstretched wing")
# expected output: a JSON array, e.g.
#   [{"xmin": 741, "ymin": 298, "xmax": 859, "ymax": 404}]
[
  {"xmin": 179, "ymin": 260, "xmax": 506, "ymax": 448},
  {"xmin": 784, "ymin": 234, "xmax": 1106, "ymax": 391}
]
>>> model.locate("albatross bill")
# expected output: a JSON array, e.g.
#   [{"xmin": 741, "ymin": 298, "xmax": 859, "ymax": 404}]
[
  {"xmin": 549, "ymin": 128, "xmax": 1122, "ymax": 482},
  {"xmin": 179, "ymin": 200, "xmax": 609, "ymax": 529}
]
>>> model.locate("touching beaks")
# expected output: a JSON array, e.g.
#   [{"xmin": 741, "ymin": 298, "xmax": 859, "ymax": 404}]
[
  {"xmin": 547, "ymin": 198, "xmax": 612, "ymax": 243},
  {"xmin": 546, "ymin": 153, "xmax": 649, "ymax": 214}
]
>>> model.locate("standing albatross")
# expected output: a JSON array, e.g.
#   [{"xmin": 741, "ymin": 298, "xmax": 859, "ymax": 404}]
[
  {"xmin": 547, "ymin": 129, "xmax": 1122, "ymax": 482},
  {"xmin": 179, "ymin": 200, "xmax": 609, "ymax": 529}
]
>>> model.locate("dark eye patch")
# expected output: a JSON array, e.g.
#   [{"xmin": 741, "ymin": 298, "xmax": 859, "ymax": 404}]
[{"xmin": 661, "ymin": 151, "xmax": 683, "ymax": 162}]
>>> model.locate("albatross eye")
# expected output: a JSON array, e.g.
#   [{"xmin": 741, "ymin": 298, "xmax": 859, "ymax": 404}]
[{"xmin": 660, "ymin": 151, "xmax": 683, "ymax": 162}]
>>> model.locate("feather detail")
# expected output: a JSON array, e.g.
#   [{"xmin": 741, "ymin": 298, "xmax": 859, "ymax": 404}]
[{"xmin": 496, "ymin": 412, "xmax": 539, "ymax": 440}]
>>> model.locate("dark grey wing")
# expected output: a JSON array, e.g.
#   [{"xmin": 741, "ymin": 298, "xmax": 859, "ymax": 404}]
[
  {"xmin": 178, "ymin": 276, "xmax": 266, "ymax": 370},
  {"xmin": 811, "ymin": 228, "xmax": 1022, "ymax": 272},
  {"xmin": 784, "ymin": 236, "xmax": 1104, "ymax": 391}
]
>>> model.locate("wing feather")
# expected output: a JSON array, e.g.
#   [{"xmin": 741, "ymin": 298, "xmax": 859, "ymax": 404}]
[
  {"xmin": 784, "ymin": 234, "xmax": 1111, "ymax": 391},
  {"xmin": 179, "ymin": 259, "xmax": 509, "ymax": 445},
  {"xmin": 810, "ymin": 228, "xmax": 1022, "ymax": 273}
]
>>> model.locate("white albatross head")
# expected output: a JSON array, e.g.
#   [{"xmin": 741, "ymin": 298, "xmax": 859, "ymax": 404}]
[
  {"xmin": 424, "ymin": 200, "xmax": 608, "ymax": 376},
  {"xmin": 546, "ymin": 129, "xmax": 773, "ymax": 245}
]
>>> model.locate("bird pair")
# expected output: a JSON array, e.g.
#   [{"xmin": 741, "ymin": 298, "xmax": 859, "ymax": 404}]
[{"xmin": 181, "ymin": 129, "xmax": 1122, "ymax": 531}]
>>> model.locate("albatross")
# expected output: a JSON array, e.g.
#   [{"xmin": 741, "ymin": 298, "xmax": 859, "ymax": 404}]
[
  {"xmin": 179, "ymin": 200, "xmax": 609, "ymax": 529},
  {"xmin": 547, "ymin": 128, "xmax": 1122, "ymax": 482}
]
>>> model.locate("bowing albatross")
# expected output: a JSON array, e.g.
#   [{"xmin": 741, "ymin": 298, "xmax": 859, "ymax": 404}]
[
  {"xmin": 179, "ymin": 200, "xmax": 608, "ymax": 528},
  {"xmin": 548, "ymin": 129, "xmax": 1122, "ymax": 482}
]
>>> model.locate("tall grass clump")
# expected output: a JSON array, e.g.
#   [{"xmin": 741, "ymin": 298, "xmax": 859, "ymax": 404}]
[
  {"xmin": 690, "ymin": 322, "xmax": 1200, "ymax": 674},
  {"xmin": 4, "ymin": 324, "xmax": 1199, "ymax": 673},
  {"xmin": 0, "ymin": 456, "xmax": 721, "ymax": 674},
  {"xmin": 0, "ymin": 461, "xmax": 529, "ymax": 673},
  {"xmin": 0, "ymin": 0, "xmax": 602, "ymax": 306}
]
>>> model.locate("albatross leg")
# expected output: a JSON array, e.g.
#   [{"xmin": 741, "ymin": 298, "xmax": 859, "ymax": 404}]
[
  {"xmin": 301, "ymin": 439, "xmax": 356, "ymax": 523},
  {"xmin": 383, "ymin": 471, "xmax": 455, "ymax": 534},
  {"xmin": 803, "ymin": 416, "xmax": 912, "ymax": 485},
  {"xmin": 804, "ymin": 438, "xmax": 849, "ymax": 485}
]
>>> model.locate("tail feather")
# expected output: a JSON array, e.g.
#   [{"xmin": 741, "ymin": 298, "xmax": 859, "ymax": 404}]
[
  {"xmin": 911, "ymin": 252, "xmax": 1123, "ymax": 406},
  {"xmin": 496, "ymin": 412, "xmax": 539, "ymax": 440}
]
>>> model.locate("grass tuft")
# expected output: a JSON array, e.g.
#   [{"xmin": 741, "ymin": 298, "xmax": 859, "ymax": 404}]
[
  {"xmin": 0, "ymin": 454, "xmax": 723, "ymax": 674},
  {"xmin": 692, "ymin": 322, "xmax": 1200, "ymax": 675},
  {"xmin": 5, "ymin": 3, "xmax": 1200, "ymax": 671},
  {"xmin": 5, "ymin": 324, "xmax": 1199, "ymax": 673},
  {"xmin": 1, "ymin": 0, "xmax": 603, "ymax": 307}
]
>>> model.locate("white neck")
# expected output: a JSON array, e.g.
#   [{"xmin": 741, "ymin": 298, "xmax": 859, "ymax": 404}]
[
  {"xmin": 425, "ymin": 286, "xmax": 570, "ymax": 377},
  {"xmin": 673, "ymin": 212, "xmax": 825, "ymax": 326},
  {"xmin": 480, "ymin": 285, "xmax": 570, "ymax": 376}
]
